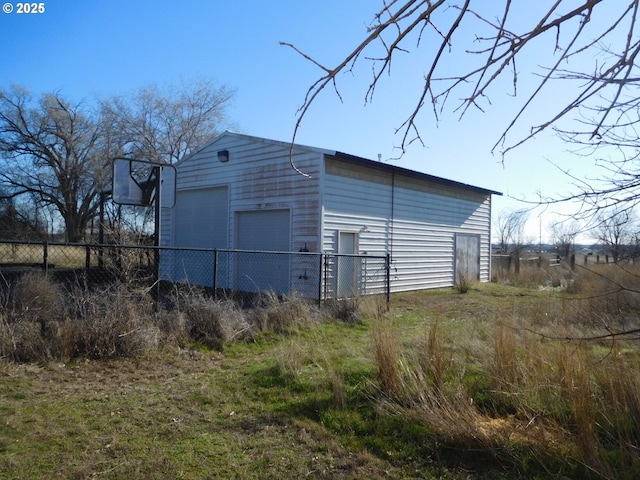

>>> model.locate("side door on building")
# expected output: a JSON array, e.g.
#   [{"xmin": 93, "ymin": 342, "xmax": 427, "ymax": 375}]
[
  {"xmin": 455, "ymin": 233, "xmax": 480, "ymax": 286},
  {"xmin": 336, "ymin": 231, "xmax": 359, "ymax": 298}
]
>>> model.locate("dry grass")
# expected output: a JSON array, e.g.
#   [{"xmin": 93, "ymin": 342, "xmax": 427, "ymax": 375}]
[
  {"xmin": 0, "ymin": 274, "xmax": 325, "ymax": 362},
  {"xmin": 323, "ymin": 297, "xmax": 363, "ymax": 324},
  {"xmin": 11, "ymin": 272, "xmax": 66, "ymax": 322},
  {"xmin": 4, "ymin": 264, "xmax": 640, "ymax": 477},
  {"xmin": 248, "ymin": 291, "xmax": 319, "ymax": 334},
  {"xmin": 172, "ymin": 288, "xmax": 252, "ymax": 349},
  {"xmin": 371, "ymin": 266, "xmax": 640, "ymax": 478},
  {"xmin": 371, "ymin": 316, "xmax": 402, "ymax": 397},
  {"xmin": 69, "ymin": 285, "xmax": 162, "ymax": 359}
]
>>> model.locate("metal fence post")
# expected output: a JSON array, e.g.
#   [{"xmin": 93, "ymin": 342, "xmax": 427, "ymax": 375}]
[
  {"xmin": 43, "ymin": 240, "xmax": 48, "ymax": 274},
  {"xmin": 155, "ymin": 246, "xmax": 160, "ymax": 288},
  {"xmin": 386, "ymin": 253, "xmax": 391, "ymax": 305},
  {"xmin": 213, "ymin": 248, "xmax": 218, "ymax": 299},
  {"xmin": 324, "ymin": 254, "xmax": 329, "ymax": 302},
  {"xmin": 317, "ymin": 253, "xmax": 323, "ymax": 306},
  {"xmin": 363, "ymin": 256, "xmax": 368, "ymax": 294},
  {"xmin": 85, "ymin": 245, "xmax": 91, "ymax": 270}
]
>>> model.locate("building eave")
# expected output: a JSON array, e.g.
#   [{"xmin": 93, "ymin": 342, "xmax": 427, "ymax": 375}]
[{"xmin": 332, "ymin": 151, "xmax": 502, "ymax": 197}]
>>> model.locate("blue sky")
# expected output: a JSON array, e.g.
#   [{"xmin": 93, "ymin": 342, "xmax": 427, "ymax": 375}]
[{"xmin": 0, "ymin": 1, "xmax": 618, "ymax": 242}]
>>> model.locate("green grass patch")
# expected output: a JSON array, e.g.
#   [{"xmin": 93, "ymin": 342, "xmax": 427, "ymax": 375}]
[{"xmin": 2, "ymin": 278, "xmax": 640, "ymax": 478}]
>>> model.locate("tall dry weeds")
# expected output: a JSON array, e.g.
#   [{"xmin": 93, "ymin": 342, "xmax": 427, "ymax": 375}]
[
  {"xmin": 249, "ymin": 292, "xmax": 318, "ymax": 334},
  {"xmin": 323, "ymin": 298, "xmax": 362, "ymax": 324},
  {"xmin": 1, "ymin": 273, "xmax": 70, "ymax": 362},
  {"xmin": 0, "ymin": 273, "xmax": 350, "ymax": 362},
  {"xmin": 590, "ymin": 344, "xmax": 640, "ymax": 475},
  {"xmin": 371, "ymin": 317, "xmax": 402, "ymax": 397},
  {"xmin": 492, "ymin": 324, "xmax": 518, "ymax": 395},
  {"xmin": 370, "ymin": 281, "xmax": 640, "ymax": 474},
  {"xmin": 12, "ymin": 272, "xmax": 66, "ymax": 325},
  {"xmin": 374, "ymin": 320, "xmax": 506, "ymax": 454},
  {"xmin": 561, "ymin": 347, "xmax": 599, "ymax": 465},
  {"xmin": 173, "ymin": 289, "xmax": 251, "ymax": 349},
  {"xmin": 70, "ymin": 285, "xmax": 161, "ymax": 359},
  {"xmin": 425, "ymin": 319, "xmax": 444, "ymax": 393}
]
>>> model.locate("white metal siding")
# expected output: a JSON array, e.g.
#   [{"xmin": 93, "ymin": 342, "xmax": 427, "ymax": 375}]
[
  {"xmin": 161, "ymin": 132, "xmax": 323, "ymax": 294},
  {"xmin": 160, "ymin": 132, "xmax": 495, "ymax": 295},
  {"xmin": 160, "ymin": 186, "xmax": 228, "ymax": 286},
  {"xmin": 174, "ymin": 134, "xmax": 322, "ymax": 254},
  {"xmin": 236, "ymin": 209, "xmax": 291, "ymax": 251},
  {"xmin": 323, "ymin": 157, "xmax": 492, "ymax": 292}
]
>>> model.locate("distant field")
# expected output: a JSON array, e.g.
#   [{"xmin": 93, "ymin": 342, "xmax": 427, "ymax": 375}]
[
  {"xmin": 0, "ymin": 242, "xmax": 88, "ymax": 268},
  {"xmin": 0, "ymin": 242, "xmax": 155, "ymax": 271}
]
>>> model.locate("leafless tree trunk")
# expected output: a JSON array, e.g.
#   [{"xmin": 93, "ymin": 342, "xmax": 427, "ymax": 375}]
[
  {"xmin": 0, "ymin": 86, "xmax": 111, "ymax": 242},
  {"xmin": 0, "ymin": 80, "xmax": 234, "ymax": 242},
  {"xmin": 495, "ymin": 208, "xmax": 530, "ymax": 254},
  {"xmin": 494, "ymin": 208, "xmax": 530, "ymax": 273},
  {"xmin": 550, "ymin": 220, "xmax": 580, "ymax": 258}
]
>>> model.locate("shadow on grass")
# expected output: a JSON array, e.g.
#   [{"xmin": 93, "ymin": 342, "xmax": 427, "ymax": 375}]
[{"xmin": 245, "ymin": 362, "xmax": 542, "ymax": 478}]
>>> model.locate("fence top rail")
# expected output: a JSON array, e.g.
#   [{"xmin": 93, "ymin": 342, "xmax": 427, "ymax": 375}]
[
  {"xmin": 215, "ymin": 248, "xmax": 387, "ymax": 259},
  {"xmin": 0, "ymin": 239, "xmax": 50, "ymax": 246},
  {"xmin": 0, "ymin": 239, "xmax": 158, "ymax": 251},
  {"xmin": 0, "ymin": 239, "xmax": 165, "ymax": 251},
  {"xmin": 0, "ymin": 240, "xmax": 388, "ymax": 259}
]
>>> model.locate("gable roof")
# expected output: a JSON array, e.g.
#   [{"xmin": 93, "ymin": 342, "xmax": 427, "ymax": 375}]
[
  {"xmin": 176, "ymin": 130, "xmax": 333, "ymax": 166},
  {"xmin": 186, "ymin": 131, "xmax": 502, "ymax": 196}
]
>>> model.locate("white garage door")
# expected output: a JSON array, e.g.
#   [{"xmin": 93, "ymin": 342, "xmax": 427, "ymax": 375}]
[
  {"xmin": 236, "ymin": 209, "xmax": 290, "ymax": 251},
  {"xmin": 172, "ymin": 186, "xmax": 228, "ymax": 286},
  {"xmin": 175, "ymin": 187, "xmax": 228, "ymax": 248},
  {"xmin": 236, "ymin": 209, "xmax": 291, "ymax": 294}
]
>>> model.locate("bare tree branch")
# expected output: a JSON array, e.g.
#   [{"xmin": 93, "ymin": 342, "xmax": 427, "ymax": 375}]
[{"xmin": 285, "ymin": 0, "xmax": 640, "ymax": 185}]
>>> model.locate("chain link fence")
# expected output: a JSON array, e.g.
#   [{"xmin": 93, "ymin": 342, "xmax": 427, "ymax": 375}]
[{"xmin": 0, "ymin": 240, "xmax": 390, "ymax": 303}]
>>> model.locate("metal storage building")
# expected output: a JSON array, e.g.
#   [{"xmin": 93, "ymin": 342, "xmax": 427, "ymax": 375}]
[{"xmin": 160, "ymin": 131, "xmax": 501, "ymax": 296}]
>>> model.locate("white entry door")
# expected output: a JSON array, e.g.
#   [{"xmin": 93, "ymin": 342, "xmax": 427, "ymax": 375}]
[
  {"xmin": 337, "ymin": 231, "xmax": 358, "ymax": 297},
  {"xmin": 455, "ymin": 234, "xmax": 480, "ymax": 285}
]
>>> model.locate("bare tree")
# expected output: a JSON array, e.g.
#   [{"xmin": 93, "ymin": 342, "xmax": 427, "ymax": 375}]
[
  {"xmin": 494, "ymin": 208, "xmax": 529, "ymax": 255},
  {"xmin": 0, "ymin": 80, "xmax": 234, "ymax": 242},
  {"xmin": 549, "ymin": 219, "xmax": 580, "ymax": 258},
  {"xmin": 101, "ymin": 78, "xmax": 235, "ymax": 165},
  {"xmin": 593, "ymin": 208, "xmax": 638, "ymax": 262},
  {"xmin": 0, "ymin": 86, "xmax": 110, "ymax": 242},
  {"xmin": 494, "ymin": 208, "xmax": 530, "ymax": 274},
  {"xmin": 0, "ymin": 194, "xmax": 45, "ymax": 240},
  {"xmin": 284, "ymin": 1, "xmax": 640, "ymax": 200},
  {"xmin": 100, "ymin": 79, "xmax": 234, "ymax": 244}
]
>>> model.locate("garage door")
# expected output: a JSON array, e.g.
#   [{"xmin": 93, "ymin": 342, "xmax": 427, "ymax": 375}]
[
  {"xmin": 175, "ymin": 187, "xmax": 228, "ymax": 248},
  {"xmin": 236, "ymin": 209, "xmax": 291, "ymax": 293},
  {"xmin": 172, "ymin": 186, "xmax": 228, "ymax": 286}
]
